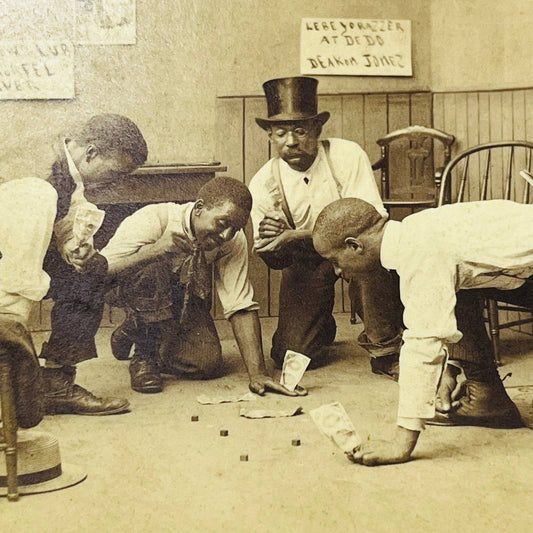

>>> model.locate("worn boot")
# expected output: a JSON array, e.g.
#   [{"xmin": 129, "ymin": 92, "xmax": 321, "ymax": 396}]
[
  {"xmin": 129, "ymin": 356, "xmax": 163, "ymax": 393},
  {"xmin": 427, "ymin": 379, "xmax": 524, "ymax": 428},
  {"xmin": 370, "ymin": 353, "xmax": 400, "ymax": 381},
  {"xmin": 43, "ymin": 366, "xmax": 130, "ymax": 415},
  {"xmin": 111, "ymin": 323, "xmax": 134, "ymax": 361},
  {"xmin": 110, "ymin": 308, "xmax": 138, "ymax": 361}
]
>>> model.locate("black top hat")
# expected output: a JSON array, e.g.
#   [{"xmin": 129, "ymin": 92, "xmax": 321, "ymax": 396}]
[{"xmin": 255, "ymin": 77, "xmax": 330, "ymax": 130}]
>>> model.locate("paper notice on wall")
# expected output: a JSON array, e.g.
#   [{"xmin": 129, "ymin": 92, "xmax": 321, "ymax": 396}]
[
  {"xmin": 301, "ymin": 18, "xmax": 412, "ymax": 77},
  {"xmin": 76, "ymin": 0, "xmax": 136, "ymax": 45},
  {"xmin": 0, "ymin": 41, "xmax": 74, "ymax": 100}
]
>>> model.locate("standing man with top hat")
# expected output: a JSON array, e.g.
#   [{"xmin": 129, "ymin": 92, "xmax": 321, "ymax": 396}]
[{"xmin": 248, "ymin": 76, "xmax": 404, "ymax": 373}]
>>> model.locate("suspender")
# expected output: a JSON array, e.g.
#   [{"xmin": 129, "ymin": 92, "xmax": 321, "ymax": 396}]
[
  {"xmin": 270, "ymin": 140, "xmax": 342, "ymax": 230},
  {"xmin": 272, "ymin": 158, "xmax": 296, "ymax": 229},
  {"xmin": 321, "ymin": 140, "xmax": 343, "ymax": 196}
]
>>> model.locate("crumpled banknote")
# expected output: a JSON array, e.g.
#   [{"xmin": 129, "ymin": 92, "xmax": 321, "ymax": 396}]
[
  {"xmin": 280, "ymin": 350, "xmax": 311, "ymax": 391},
  {"xmin": 196, "ymin": 392, "xmax": 255, "ymax": 405},
  {"xmin": 310, "ymin": 402, "xmax": 361, "ymax": 453},
  {"xmin": 73, "ymin": 204, "xmax": 105, "ymax": 246},
  {"xmin": 239, "ymin": 406, "xmax": 304, "ymax": 419}
]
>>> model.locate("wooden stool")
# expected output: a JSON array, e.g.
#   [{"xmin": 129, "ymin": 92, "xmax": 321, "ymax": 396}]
[{"xmin": 0, "ymin": 352, "xmax": 18, "ymax": 501}]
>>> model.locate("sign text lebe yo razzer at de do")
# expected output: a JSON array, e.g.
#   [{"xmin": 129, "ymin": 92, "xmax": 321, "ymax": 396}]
[{"xmin": 301, "ymin": 18, "xmax": 412, "ymax": 77}]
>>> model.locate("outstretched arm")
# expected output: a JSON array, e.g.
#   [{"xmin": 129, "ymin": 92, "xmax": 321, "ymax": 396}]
[{"xmin": 229, "ymin": 309, "xmax": 307, "ymax": 397}]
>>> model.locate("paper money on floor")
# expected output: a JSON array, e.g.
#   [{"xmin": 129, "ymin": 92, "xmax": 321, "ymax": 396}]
[
  {"xmin": 239, "ymin": 406, "xmax": 304, "ymax": 419},
  {"xmin": 310, "ymin": 402, "xmax": 362, "ymax": 453},
  {"xmin": 280, "ymin": 350, "xmax": 311, "ymax": 391},
  {"xmin": 196, "ymin": 392, "xmax": 255, "ymax": 405}
]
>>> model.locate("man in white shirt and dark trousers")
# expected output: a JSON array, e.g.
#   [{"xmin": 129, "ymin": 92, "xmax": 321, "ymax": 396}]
[
  {"xmin": 0, "ymin": 114, "xmax": 147, "ymax": 422},
  {"xmin": 102, "ymin": 176, "xmax": 305, "ymax": 397},
  {"xmin": 313, "ymin": 198, "xmax": 526, "ymax": 466},
  {"xmin": 249, "ymin": 76, "xmax": 403, "ymax": 375}
]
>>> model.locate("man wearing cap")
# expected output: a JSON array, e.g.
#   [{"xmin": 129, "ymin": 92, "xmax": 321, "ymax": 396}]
[{"xmin": 249, "ymin": 76, "xmax": 403, "ymax": 373}]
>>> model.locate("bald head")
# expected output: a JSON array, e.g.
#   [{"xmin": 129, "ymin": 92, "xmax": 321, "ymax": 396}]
[
  {"xmin": 313, "ymin": 198, "xmax": 386, "ymax": 279},
  {"xmin": 313, "ymin": 198, "xmax": 385, "ymax": 249}
]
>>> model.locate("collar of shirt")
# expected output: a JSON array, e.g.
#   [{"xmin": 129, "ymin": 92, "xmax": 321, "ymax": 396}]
[
  {"xmin": 278, "ymin": 142, "xmax": 323, "ymax": 183},
  {"xmin": 63, "ymin": 139, "xmax": 84, "ymax": 186},
  {"xmin": 380, "ymin": 220, "xmax": 402, "ymax": 271},
  {"xmin": 182, "ymin": 203, "xmax": 196, "ymax": 244},
  {"xmin": 63, "ymin": 139, "xmax": 86, "ymax": 203}
]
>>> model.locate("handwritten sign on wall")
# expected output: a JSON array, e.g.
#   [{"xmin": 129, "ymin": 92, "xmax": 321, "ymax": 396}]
[
  {"xmin": 301, "ymin": 18, "xmax": 412, "ymax": 76},
  {"xmin": 0, "ymin": 41, "xmax": 74, "ymax": 100}
]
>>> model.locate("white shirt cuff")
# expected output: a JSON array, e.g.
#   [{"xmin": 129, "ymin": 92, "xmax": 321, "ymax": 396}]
[{"xmin": 397, "ymin": 417, "xmax": 426, "ymax": 432}]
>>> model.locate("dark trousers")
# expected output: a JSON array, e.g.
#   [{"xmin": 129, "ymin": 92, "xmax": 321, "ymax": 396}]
[
  {"xmin": 451, "ymin": 278, "xmax": 533, "ymax": 366},
  {"xmin": 115, "ymin": 260, "xmax": 223, "ymax": 379},
  {"xmin": 267, "ymin": 245, "xmax": 404, "ymax": 367},
  {"xmin": 40, "ymin": 204, "xmax": 140, "ymax": 366},
  {"xmin": 41, "ymin": 248, "xmax": 107, "ymax": 366}
]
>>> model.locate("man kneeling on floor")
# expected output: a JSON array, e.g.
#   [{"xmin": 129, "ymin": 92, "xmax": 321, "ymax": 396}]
[
  {"xmin": 100, "ymin": 176, "xmax": 306, "ymax": 397},
  {"xmin": 313, "ymin": 197, "xmax": 526, "ymax": 466}
]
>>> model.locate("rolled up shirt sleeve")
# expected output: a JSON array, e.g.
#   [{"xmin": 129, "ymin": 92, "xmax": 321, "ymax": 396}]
[
  {"xmin": 214, "ymin": 231, "xmax": 259, "ymax": 319},
  {"xmin": 101, "ymin": 204, "xmax": 168, "ymax": 271},
  {"xmin": 397, "ymin": 255, "xmax": 461, "ymax": 423}
]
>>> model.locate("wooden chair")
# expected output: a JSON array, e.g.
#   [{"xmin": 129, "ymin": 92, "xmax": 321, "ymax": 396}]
[
  {"xmin": 438, "ymin": 140, "xmax": 533, "ymax": 364},
  {"xmin": 350, "ymin": 125, "xmax": 455, "ymax": 324},
  {"xmin": 0, "ymin": 351, "xmax": 19, "ymax": 501},
  {"xmin": 373, "ymin": 125, "xmax": 455, "ymax": 212}
]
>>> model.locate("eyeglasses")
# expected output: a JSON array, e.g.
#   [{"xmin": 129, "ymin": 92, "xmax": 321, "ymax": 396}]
[{"xmin": 270, "ymin": 126, "xmax": 311, "ymax": 140}]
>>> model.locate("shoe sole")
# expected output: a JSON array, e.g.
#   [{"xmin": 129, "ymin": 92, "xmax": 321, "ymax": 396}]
[
  {"xmin": 44, "ymin": 403, "xmax": 130, "ymax": 416},
  {"xmin": 131, "ymin": 386, "xmax": 163, "ymax": 394},
  {"xmin": 427, "ymin": 412, "xmax": 524, "ymax": 429},
  {"xmin": 371, "ymin": 369, "xmax": 399, "ymax": 382}
]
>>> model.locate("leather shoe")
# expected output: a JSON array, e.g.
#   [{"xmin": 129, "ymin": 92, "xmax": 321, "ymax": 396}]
[
  {"xmin": 129, "ymin": 357, "xmax": 163, "ymax": 393},
  {"xmin": 370, "ymin": 353, "xmax": 399, "ymax": 381},
  {"xmin": 426, "ymin": 379, "xmax": 524, "ymax": 428},
  {"xmin": 43, "ymin": 366, "xmax": 130, "ymax": 415},
  {"xmin": 111, "ymin": 326, "xmax": 134, "ymax": 360}
]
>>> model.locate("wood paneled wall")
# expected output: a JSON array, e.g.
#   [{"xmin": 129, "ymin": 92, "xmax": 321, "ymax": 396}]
[{"xmin": 215, "ymin": 92, "xmax": 433, "ymax": 319}]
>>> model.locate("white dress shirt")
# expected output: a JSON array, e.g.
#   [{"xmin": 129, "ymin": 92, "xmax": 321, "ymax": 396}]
[
  {"xmin": 380, "ymin": 200, "xmax": 533, "ymax": 431},
  {"xmin": 249, "ymin": 138, "xmax": 386, "ymax": 242},
  {"xmin": 101, "ymin": 202, "xmax": 259, "ymax": 320},
  {"xmin": 0, "ymin": 178, "xmax": 58, "ymax": 325}
]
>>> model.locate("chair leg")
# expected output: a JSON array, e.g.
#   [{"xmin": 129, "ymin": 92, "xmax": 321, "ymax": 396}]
[
  {"xmin": 0, "ymin": 357, "xmax": 18, "ymax": 501},
  {"xmin": 487, "ymin": 299, "xmax": 501, "ymax": 367}
]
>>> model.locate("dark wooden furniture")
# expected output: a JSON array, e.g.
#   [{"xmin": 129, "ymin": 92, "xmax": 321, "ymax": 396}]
[
  {"xmin": 0, "ymin": 351, "xmax": 19, "ymax": 501},
  {"xmin": 438, "ymin": 140, "xmax": 533, "ymax": 364},
  {"xmin": 373, "ymin": 125, "xmax": 455, "ymax": 212},
  {"xmin": 84, "ymin": 164, "xmax": 227, "ymax": 205}
]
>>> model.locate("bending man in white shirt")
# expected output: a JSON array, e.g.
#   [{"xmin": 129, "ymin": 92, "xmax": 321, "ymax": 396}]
[
  {"xmin": 313, "ymin": 197, "xmax": 525, "ymax": 466},
  {"xmin": 101, "ymin": 176, "xmax": 306, "ymax": 397}
]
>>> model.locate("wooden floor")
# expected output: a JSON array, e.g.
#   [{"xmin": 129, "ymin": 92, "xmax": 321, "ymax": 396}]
[{"xmin": 2, "ymin": 314, "xmax": 533, "ymax": 533}]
